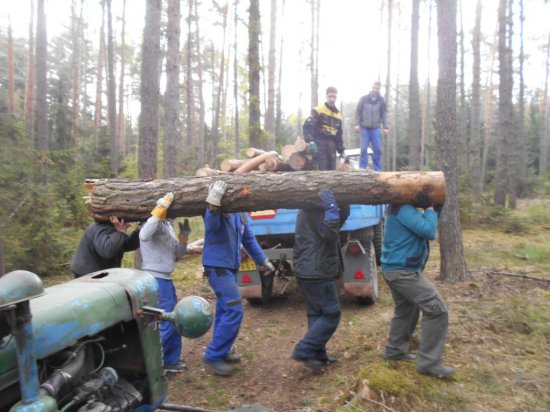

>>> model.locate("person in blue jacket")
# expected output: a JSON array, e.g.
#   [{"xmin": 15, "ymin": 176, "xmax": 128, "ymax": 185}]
[
  {"xmin": 381, "ymin": 192, "xmax": 454, "ymax": 378},
  {"xmin": 202, "ymin": 181, "xmax": 275, "ymax": 376}
]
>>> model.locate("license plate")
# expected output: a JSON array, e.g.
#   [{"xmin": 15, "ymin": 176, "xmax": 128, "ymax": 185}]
[{"xmin": 239, "ymin": 259, "xmax": 257, "ymax": 272}]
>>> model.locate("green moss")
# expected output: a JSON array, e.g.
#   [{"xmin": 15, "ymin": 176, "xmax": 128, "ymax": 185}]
[{"xmin": 359, "ymin": 363, "xmax": 419, "ymax": 397}]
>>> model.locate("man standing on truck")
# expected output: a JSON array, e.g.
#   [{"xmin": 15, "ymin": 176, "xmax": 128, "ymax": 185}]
[
  {"xmin": 354, "ymin": 81, "xmax": 389, "ymax": 171},
  {"xmin": 140, "ymin": 192, "xmax": 191, "ymax": 373},
  {"xmin": 202, "ymin": 181, "xmax": 275, "ymax": 376},
  {"xmin": 291, "ymin": 188, "xmax": 349, "ymax": 372},
  {"xmin": 304, "ymin": 86, "xmax": 345, "ymax": 171},
  {"xmin": 381, "ymin": 192, "xmax": 454, "ymax": 378}
]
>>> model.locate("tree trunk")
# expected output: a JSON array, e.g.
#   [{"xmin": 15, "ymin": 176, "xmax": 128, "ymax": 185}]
[
  {"xmin": 234, "ymin": 151, "xmax": 278, "ymax": 173},
  {"xmin": 421, "ymin": 0, "xmax": 433, "ymax": 169},
  {"xmin": 275, "ymin": 0, "xmax": 285, "ymax": 144},
  {"xmin": 138, "ymin": 0, "xmax": 162, "ymax": 180},
  {"xmin": 88, "ymin": 171, "xmax": 446, "ymax": 221},
  {"xmin": 118, "ymin": 0, "xmax": 127, "ymax": 156},
  {"xmin": 248, "ymin": 0, "xmax": 262, "ymax": 149},
  {"xmin": 106, "ymin": 0, "xmax": 118, "ymax": 176},
  {"xmin": 194, "ymin": 0, "xmax": 206, "ymax": 166},
  {"xmin": 186, "ymin": 0, "xmax": 194, "ymax": 150},
  {"xmin": 213, "ymin": 2, "xmax": 229, "ymax": 162},
  {"xmin": 163, "ymin": 0, "xmax": 181, "ymax": 178},
  {"xmin": 24, "ymin": 0, "xmax": 35, "ymax": 142},
  {"xmin": 494, "ymin": 0, "xmax": 513, "ymax": 206},
  {"xmin": 516, "ymin": 0, "xmax": 526, "ymax": 195},
  {"xmin": 35, "ymin": 0, "xmax": 48, "ymax": 181},
  {"xmin": 0, "ymin": 237, "xmax": 4, "ymax": 277},
  {"xmin": 7, "ymin": 18, "xmax": 16, "ymax": 116},
  {"xmin": 457, "ymin": 0, "xmax": 467, "ymax": 172},
  {"xmin": 436, "ymin": 0, "xmax": 468, "ymax": 282},
  {"xmin": 70, "ymin": 2, "xmax": 82, "ymax": 148},
  {"xmin": 309, "ymin": 0, "xmax": 319, "ymax": 108},
  {"xmin": 408, "ymin": 0, "xmax": 421, "ymax": 170},
  {"xmin": 470, "ymin": 0, "xmax": 482, "ymax": 195},
  {"xmin": 233, "ymin": 0, "xmax": 241, "ymax": 158},
  {"xmin": 540, "ymin": 33, "xmax": 550, "ymax": 176},
  {"xmin": 505, "ymin": 0, "xmax": 517, "ymax": 208},
  {"xmin": 94, "ymin": 1, "xmax": 106, "ymax": 150},
  {"xmin": 265, "ymin": 0, "xmax": 277, "ymax": 148},
  {"xmin": 384, "ymin": 0, "xmax": 393, "ymax": 170}
]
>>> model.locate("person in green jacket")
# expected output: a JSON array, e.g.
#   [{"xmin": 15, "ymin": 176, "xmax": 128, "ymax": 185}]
[{"xmin": 381, "ymin": 192, "xmax": 454, "ymax": 378}]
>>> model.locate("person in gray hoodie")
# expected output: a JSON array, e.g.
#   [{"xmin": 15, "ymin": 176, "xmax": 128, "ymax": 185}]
[{"xmin": 140, "ymin": 192, "xmax": 190, "ymax": 372}]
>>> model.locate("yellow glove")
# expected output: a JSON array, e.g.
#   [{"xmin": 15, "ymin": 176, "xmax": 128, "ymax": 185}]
[{"xmin": 151, "ymin": 192, "xmax": 174, "ymax": 220}]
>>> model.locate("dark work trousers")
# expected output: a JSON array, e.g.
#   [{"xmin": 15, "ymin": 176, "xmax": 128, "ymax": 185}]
[
  {"xmin": 203, "ymin": 266, "xmax": 243, "ymax": 362},
  {"xmin": 292, "ymin": 279, "xmax": 341, "ymax": 362},
  {"xmin": 382, "ymin": 270, "xmax": 448, "ymax": 369},
  {"xmin": 312, "ymin": 138, "xmax": 337, "ymax": 171}
]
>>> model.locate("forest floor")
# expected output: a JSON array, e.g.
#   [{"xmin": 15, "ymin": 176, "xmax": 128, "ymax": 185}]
[
  {"xmin": 46, "ymin": 198, "xmax": 550, "ymax": 411},
  {"xmin": 159, "ymin": 197, "xmax": 550, "ymax": 412}
]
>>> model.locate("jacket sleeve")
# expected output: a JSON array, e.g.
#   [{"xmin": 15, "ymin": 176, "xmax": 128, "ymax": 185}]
[
  {"xmin": 381, "ymin": 98, "xmax": 388, "ymax": 128},
  {"xmin": 354, "ymin": 96, "xmax": 363, "ymax": 125},
  {"xmin": 242, "ymin": 219, "xmax": 267, "ymax": 265},
  {"xmin": 204, "ymin": 208, "xmax": 222, "ymax": 233},
  {"xmin": 397, "ymin": 205, "xmax": 438, "ymax": 240},
  {"xmin": 93, "ymin": 226, "xmax": 128, "ymax": 260},
  {"xmin": 335, "ymin": 123, "xmax": 345, "ymax": 153},
  {"xmin": 175, "ymin": 243, "xmax": 188, "ymax": 259},
  {"xmin": 310, "ymin": 108, "xmax": 320, "ymax": 139},
  {"xmin": 123, "ymin": 227, "xmax": 141, "ymax": 252},
  {"xmin": 139, "ymin": 216, "xmax": 161, "ymax": 242}
]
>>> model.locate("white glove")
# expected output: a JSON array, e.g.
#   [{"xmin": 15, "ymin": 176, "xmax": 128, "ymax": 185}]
[
  {"xmin": 262, "ymin": 258, "xmax": 276, "ymax": 274},
  {"xmin": 206, "ymin": 181, "xmax": 228, "ymax": 206}
]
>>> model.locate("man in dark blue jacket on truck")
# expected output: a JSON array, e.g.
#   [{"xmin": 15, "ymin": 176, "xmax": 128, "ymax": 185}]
[
  {"xmin": 291, "ymin": 188, "xmax": 349, "ymax": 372},
  {"xmin": 381, "ymin": 192, "xmax": 454, "ymax": 378},
  {"xmin": 202, "ymin": 181, "xmax": 275, "ymax": 376}
]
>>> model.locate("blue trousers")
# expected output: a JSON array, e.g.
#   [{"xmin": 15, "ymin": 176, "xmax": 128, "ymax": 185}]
[
  {"xmin": 360, "ymin": 126, "xmax": 382, "ymax": 171},
  {"xmin": 292, "ymin": 280, "xmax": 341, "ymax": 361},
  {"xmin": 204, "ymin": 267, "xmax": 243, "ymax": 362},
  {"xmin": 155, "ymin": 278, "xmax": 182, "ymax": 366}
]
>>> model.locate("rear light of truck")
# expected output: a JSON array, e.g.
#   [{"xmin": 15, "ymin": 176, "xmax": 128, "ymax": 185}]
[
  {"xmin": 241, "ymin": 273, "xmax": 252, "ymax": 284},
  {"xmin": 346, "ymin": 241, "xmax": 364, "ymax": 256}
]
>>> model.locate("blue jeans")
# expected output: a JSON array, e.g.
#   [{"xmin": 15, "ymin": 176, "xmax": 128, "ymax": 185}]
[
  {"xmin": 292, "ymin": 280, "xmax": 341, "ymax": 361},
  {"xmin": 155, "ymin": 278, "xmax": 182, "ymax": 366},
  {"xmin": 203, "ymin": 267, "xmax": 243, "ymax": 362},
  {"xmin": 360, "ymin": 126, "xmax": 382, "ymax": 171}
]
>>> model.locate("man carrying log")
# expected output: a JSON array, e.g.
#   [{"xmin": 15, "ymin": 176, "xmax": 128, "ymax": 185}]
[
  {"xmin": 304, "ymin": 86, "xmax": 345, "ymax": 171},
  {"xmin": 291, "ymin": 188, "xmax": 349, "ymax": 372},
  {"xmin": 202, "ymin": 181, "xmax": 275, "ymax": 376},
  {"xmin": 381, "ymin": 192, "xmax": 454, "ymax": 378}
]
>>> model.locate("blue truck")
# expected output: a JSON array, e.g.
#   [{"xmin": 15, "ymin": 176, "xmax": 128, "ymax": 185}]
[{"xmin": 237, "ymin": 149, "xmax": 385, "ymax": 305}]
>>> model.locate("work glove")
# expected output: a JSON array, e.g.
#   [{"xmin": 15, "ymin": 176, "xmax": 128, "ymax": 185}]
[
  {"xmin": 307, "ymin": 141, "xmax": 318, "ymax": 155},
  {"xmin": 260, "ymin": 258, "xmax": 276, "ymax": 276},
  {"xmin": 206, "ymin": 180, "xmax": 228, "ymax": 206},
  {"xmin": 178, "ymin": 219, "xmax": 191, "ymax": 243},
  {"xmin": 319, "ymin": 188, "xmax": 340, "ymax": 222},
  {"xmin": 151, "ymin": 192, "xmax": 174, "ymax": 220},
  {"xmin": 413, "ymin": 191, "xmax": 433, "ymax": 210}
]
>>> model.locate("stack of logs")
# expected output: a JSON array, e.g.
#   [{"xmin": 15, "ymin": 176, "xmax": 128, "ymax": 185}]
[{"xmin": 196, "ymin": 137, "xmax": 353, "ymax": 177}]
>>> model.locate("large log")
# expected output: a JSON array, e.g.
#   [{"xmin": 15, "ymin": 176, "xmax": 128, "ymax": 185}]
[
  {"xmin": 88, "ymin": 171, "xmax": 446, "ymax": 221},
  {"xmin": 288, "ymin": 152, "xmax": 310, "ymax": 171},
  {"xmin": 281, "ymin": 144, "xmax": 297, "ymax": 160},
  {"xmin": 220, "ymin": 159, "xmax": 246, "ymax": 172},
  {"xmin": 264, "ymin": 155, "xmax": 290, "ymax": 171},
  {"xmin": 245, "ymin": 147, "xmax": 266, "ymax": 158},
  {"xmin": 294, "ymin": 137, "xmax": 308, "ymax": 153}
]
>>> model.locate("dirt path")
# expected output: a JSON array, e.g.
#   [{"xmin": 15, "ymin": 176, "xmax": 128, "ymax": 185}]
[{"xmin": 165, "ymin": 283, "xmax": 392, "ymax": 412}]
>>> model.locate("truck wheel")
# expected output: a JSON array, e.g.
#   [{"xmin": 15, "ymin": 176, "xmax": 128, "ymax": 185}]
[
  {"xmin": 246, "ymin": 273, "xmax": 274, "ymax": 305},
  {"xmin": 373, "ymin": 218, "xmax": 384, "ymax": 265}
]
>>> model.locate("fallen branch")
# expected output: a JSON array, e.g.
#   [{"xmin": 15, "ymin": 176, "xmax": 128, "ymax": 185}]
[{"xmin": 487, "ymin": 271, "xmax": 550, "ymax": 283}]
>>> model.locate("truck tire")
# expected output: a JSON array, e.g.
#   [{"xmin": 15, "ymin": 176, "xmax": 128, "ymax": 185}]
[
  {"xmin": 246, "ymin": 273, "xmax": 274, "ymax": 305},
  {"xmin": 355, "ymin": 241, "xmax": 378, "ymax": 306},
  {"xmin": 373, "ymin": 218, "xmax": 384, "ymax": 266}
]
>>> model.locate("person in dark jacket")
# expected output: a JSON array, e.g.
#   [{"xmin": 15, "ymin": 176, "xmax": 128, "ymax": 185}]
[
  {"xmin": 381, "ymin": 192, "xmax": 454, "ymax": 378},
  {"xmin": 71, "ymin": 216, "xmax": 140, "ymax": 278},
  {"xmin": 291, "ymin": 188, "xmax": 349, "ymax": 372},
  {"xmin": 354, "ymin": 81, "xmax": 389, "ymax": 171},
  {"xmin": 305, "ymin": 86, "xmax": 345, "ymax": 171},
  {"xmin": 202, "ymin": 181, "xmax": 275, "ymax": 376}
]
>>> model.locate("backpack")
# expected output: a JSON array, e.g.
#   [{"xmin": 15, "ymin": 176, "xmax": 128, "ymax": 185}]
[{"xmin": 302, "ymin": 116, "xmax": 314, "ymax": 143}]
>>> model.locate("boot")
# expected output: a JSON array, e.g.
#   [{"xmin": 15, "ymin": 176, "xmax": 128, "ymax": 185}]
[
  {"xmin": 417, "ymin": 364, "xmax": 455, "ymax": 378},
  {"xmin": 384, "ymin": 353, "xmax": 416, "ymax": 361},
  {"xmin": 224, "ymin": 351, "xmax": 241, "ymax": 364},
  {"xmin": 203, "ymin": 359, "xmax": 235, "ymax": 376}
]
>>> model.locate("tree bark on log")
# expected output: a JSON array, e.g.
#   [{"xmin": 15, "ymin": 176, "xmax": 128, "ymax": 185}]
[
  {"xmin": 245, "ymin": 147, "xmax": 266, "ymax": 158},
  {"xmin": 234, "ymin": 150, "xmax": 277, "ymax": 173},
  {"xmin": 88, "ymin": 170, "xmax": 446, "ymax": 221},
  {"xmin": 220, "ymin": 158, "xmax": 246, "ymax": 172}
]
